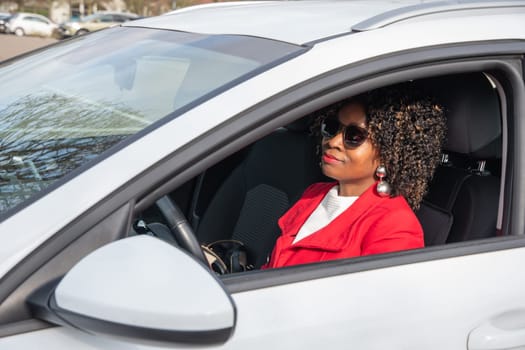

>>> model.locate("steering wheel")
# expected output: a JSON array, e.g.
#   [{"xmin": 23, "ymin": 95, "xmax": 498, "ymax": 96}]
[{"xmin": 155, "ymin": 195, "xmax": 208, "ymax": 265}]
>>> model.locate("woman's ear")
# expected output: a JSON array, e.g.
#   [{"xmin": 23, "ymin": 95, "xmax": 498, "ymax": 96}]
[{"xmin": 372, "ymin": 151, "xmax": 381, "ymax": 170}]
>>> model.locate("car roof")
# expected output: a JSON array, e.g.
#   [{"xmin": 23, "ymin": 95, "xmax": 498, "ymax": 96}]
[
  {"xmin": 125, "ymin": 0, "xmax": 525, "ymax": 45},
  {"xmin": 16, "ymin": 12, "xmax": 49, "ymax": 18}
]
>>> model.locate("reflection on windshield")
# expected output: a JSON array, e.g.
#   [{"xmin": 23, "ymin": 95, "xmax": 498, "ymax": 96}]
[
  {"xmin": 0, "ymin": 26, "xmax": 302, "ymax": 217},
  {"xmin": 0, "ymin": 92, "xmax": 132, "ymax": 211}
]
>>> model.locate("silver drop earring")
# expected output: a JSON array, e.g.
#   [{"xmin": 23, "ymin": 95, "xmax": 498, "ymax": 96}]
[{"xmin": 375, "ymin": 165, "xmax": 391, "ymax": 197}]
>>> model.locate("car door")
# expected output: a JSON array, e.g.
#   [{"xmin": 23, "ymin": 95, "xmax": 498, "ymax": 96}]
[
  {"xmin": 0, "ymin": 39, "xmax": 524, "ymax": 350},
  {"xmin": 195, "ymin": 49, "xmax": 525, "ymax": 349},
  {"xmin": 21, "ymin": 15, "xmax": 36, "ymax": 35},
  {"xmin": 21, "ymin": 16, "xmax": 46, "ymax": 36},
  {"xmin": 31, "ymin": 16, "xmax": 52, "ymax": 37}
]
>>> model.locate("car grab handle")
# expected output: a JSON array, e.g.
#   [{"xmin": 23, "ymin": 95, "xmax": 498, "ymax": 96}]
[{"xmin": 469, "ymin": 309, "xmax": 525, "ymax": 350}]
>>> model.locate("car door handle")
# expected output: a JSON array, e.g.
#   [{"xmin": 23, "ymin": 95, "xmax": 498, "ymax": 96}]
[{"xmin": 469, "ymin": 309, "xmax": 525, "ymax": 349}]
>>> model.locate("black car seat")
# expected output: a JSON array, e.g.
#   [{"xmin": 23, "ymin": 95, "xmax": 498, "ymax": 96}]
[
  {"xmin": 415, "ymin": 200, "xmax": 453, "ymax": 246},
  {"xmin": 423, "ymin": 72, "xmax": 502, "ymax": 243},
  {"xmin": 195, "ymin": 117, "xmax": 323, "ymax": 268}
]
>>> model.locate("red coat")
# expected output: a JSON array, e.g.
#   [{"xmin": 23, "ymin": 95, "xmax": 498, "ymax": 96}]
[{"xmin": 263, "ymin": 182, "xmax": 424, "ymax": 269}]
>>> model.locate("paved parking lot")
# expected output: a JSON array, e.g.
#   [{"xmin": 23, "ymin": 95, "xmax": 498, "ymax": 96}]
[{"xmin": 0, "ymin": 34, "xmax": 57, "ymax": 61}]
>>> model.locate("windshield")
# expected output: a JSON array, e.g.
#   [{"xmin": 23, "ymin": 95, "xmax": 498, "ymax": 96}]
[{"xmin": 0, "ymin": 26, "xmax": 303, "ymax": 217}]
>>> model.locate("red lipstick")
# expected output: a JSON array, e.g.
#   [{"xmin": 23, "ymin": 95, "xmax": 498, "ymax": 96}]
[{"xmin": 322, "ymin": 153, "xmax": 342, "ymax": 164}]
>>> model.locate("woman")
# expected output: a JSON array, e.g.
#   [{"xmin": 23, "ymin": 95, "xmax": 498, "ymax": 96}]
[{"xmin": 263, "ymin": 84, "xmax": 446, "ymax": 268}]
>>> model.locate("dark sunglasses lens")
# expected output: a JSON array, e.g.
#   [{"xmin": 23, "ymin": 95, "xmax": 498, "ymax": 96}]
[
  {"xmin": 344, "ymin": 125, "xmax": 367, "ymax": 148},
  {"xmin": 321, "ymin": 118, "xmax": 340, "ymax": 138}
]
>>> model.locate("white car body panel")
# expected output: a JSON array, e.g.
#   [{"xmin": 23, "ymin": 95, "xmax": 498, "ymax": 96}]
[
  {"xmin": 137, "ymin": 0, "xmax": 421, "ymax": 45},
  {"xmin": 1, "ymin": 7, "xmax": 524, "ymax": 278},
  {"xmin": 134, "ymin": 1, "xmax": 525, "ymax": 46},
  {"xmin": 229, "ymin": 247, "xmax": 525, "ymax": 349},
  {"xmin": 3, "ymin": 246, "xmax": 525, "ymax": 349}
]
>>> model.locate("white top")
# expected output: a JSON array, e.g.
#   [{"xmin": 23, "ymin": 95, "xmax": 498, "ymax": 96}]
[
  {"xmin": 129, "ymin": 1, "xmax": 421, "ymax": 45},
  {"xmin": 293, "ymin": 186, "xmax": 358, "ymax": 244}
]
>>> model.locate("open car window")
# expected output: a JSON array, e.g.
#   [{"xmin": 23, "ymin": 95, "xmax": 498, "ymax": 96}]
[{"xmin": 132, "ymin": 71, "xmax": 505, "ymax": 276}]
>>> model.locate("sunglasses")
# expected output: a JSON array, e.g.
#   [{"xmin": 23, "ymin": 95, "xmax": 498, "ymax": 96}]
[{"xmin": 321, "ymin": 117, "xmax": 368, "ymax": 149}]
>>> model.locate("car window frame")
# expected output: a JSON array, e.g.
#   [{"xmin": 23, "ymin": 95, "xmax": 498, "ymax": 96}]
[
  {"xmin": 120, "ymin": 44, "xmax": 525, "ymax": 286},
  {"xmin": 135, "ymin": 41, "xmax": 524, "ymax": 235},
  {"xmin": 0, "ymin": 40, "xmax": 524, "ymax": 336},
  {"xmin": 174, "ymin": 53, "xmax": 525, "ymax": 291}
]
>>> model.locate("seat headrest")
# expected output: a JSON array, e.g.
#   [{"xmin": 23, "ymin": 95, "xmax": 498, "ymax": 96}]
[{"xmin": 426, "ymin": 73, "xmax": 501, "ymax": 159}]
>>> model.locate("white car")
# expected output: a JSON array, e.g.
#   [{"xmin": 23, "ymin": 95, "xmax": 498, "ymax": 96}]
[
  {"xmin": 0, "ymin": 1, "xmax": 525, "ymax": 349},
  {"xmin": 5, "ymin": 12, "xmax": 58, "ymax": 37},
  {"xmin": 59, "ymin": 11, "xmax": 140, "ymax": 37}
]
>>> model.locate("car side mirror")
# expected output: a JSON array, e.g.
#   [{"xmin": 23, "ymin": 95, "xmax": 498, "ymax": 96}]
[{"xmin": 28, "ymin": 235, "xmax": 236, "ymax": 345}]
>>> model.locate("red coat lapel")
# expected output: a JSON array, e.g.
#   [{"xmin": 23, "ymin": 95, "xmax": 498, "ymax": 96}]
[{"xmin": 278, "ymin": 182, "xmax": 386, "ymax": 252}]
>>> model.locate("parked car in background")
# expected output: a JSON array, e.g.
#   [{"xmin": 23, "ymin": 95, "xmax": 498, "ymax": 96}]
[
  {"xmin": 1, "ymin": 1, "xmax": 525, "ymax": 349},
  {"xmin": 0, "ymin": 12, "xmax": 11, "ymax": 33},
  {"xmin": 4, "ymin": 12, "xmax": 58, "ymax": 37},
  {"xmin": 59, "ymin": 11, "xmax": 139, "ymax": 36}
]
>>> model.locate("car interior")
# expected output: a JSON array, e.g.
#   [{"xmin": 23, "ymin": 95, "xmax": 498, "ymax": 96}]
[{"xmin": 133, "ymin": 71, "xmax": 503, "ymax": 274}]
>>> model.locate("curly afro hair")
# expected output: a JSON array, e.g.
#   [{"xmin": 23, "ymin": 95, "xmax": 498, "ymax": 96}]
[{"xmin": 312, "ymin": 83, "xmax": 446, "ymax": 210}]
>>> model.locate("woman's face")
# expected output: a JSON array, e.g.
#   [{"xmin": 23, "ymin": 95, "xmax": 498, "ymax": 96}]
[{"xmin": 321, "ymin": 102, "xmax": 380, "ymax": 196}]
